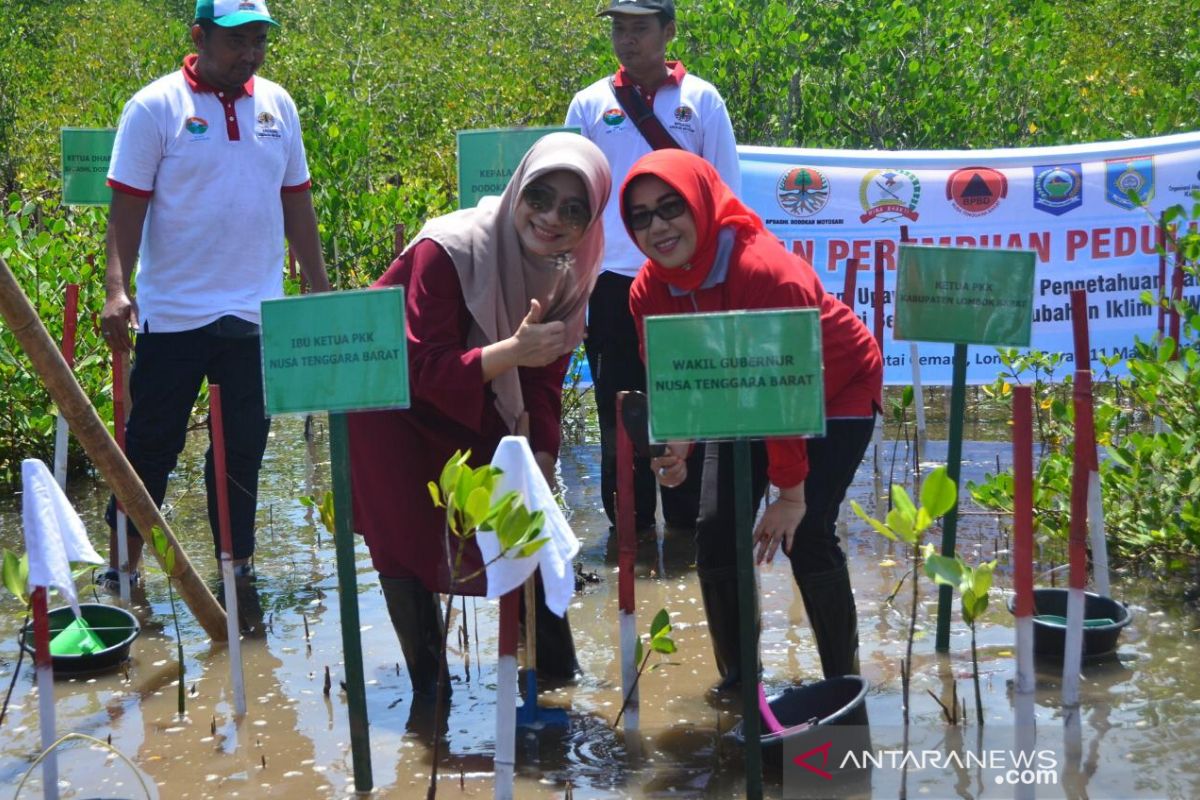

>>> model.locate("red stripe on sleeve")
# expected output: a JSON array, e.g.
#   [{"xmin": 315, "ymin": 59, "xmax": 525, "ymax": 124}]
[{"xmin": 107, "ymin": 179, "xmax": 153, "ymax": 198}]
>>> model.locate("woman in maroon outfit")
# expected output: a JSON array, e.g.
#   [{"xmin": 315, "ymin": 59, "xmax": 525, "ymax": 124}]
[
  {"xmin": 622, "ymin": 150, "xmax": 882, "ymax": 692},
  {"xmin": 348, "ymin": 133, "xmax": 611, "ymax": 700}
]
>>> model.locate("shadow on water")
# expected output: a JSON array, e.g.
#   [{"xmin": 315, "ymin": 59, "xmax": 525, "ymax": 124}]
[{"xmin": 1, "ymin": 418, "xmax": 1199, "ymax": 797}]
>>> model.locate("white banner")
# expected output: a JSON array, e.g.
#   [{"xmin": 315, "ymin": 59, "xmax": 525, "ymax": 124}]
[{"xmin": 737, "ymin": 132, "xmax": 1200, "ymax": 384}]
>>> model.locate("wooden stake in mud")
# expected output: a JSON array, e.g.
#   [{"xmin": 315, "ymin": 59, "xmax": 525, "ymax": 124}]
[
  {"xmin": 1070, "ymin": 290, "xmax": 1109, "ymax": 596},
  {"xmin": 734, "ymin": 441, "xmax": 763, "ymax": 800},
  {"xmin": 898, "ymin": 227, "xmax": 927, "ymax": 456},
  {"xmin": 1012, "ymin": 386, "xmax": 1036, "ymax": 800},
  {"xmin": 210, "ymin": 384, "xmax": 247, "ymax": 716},
  {"xmin": 934, "ymin": 342, "xmax": 968, "ymax": 653},
  {"xmin": 0, "ymin": 255, "xmax": 227, "ymax": 640},
  {"xmin": 112, "ymin": 350, "xmax": 133, "ymax": 603},
  {"xmin": 53, "ymin": 283, "xmax": 79, "ymax": 489},
  {"xmin": 615, "ymin": 391, "xmax": 640, "ymax": 733},
  {"xmin": 871, "ymin": 247, "xmax": 886, "ymax": 502}
]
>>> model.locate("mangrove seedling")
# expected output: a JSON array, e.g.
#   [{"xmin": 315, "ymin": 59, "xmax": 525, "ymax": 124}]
[
  {"xmin": 923, "ymin": 550, "xmax": 997, "ymax": 726},
  {"xmin": 613, "ymin": 608, "xmax": 677, "ymax": 729},
  {"xmin": 424, "ymin": 449, "xmax": 549, "ymax": 800},
  {"xmin": 851, "ymin": 467, "xmax": 957, "ymax": 738},
  {"xmin": 1, "ymin": 549, "xmax": 29, "ymax": 729},
  {"xmin": 148, "ymin": 526, "xmax": 187, "ymax": 718}
]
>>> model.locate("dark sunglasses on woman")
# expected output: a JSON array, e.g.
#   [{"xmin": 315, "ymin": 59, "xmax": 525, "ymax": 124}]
[
  {"xmin": 626, "ymin": 195, "xmax": 687, "ymax": 230},
  {"xmin": 521, "ymin": 183, "xmax": 591, "ymax": 230}
]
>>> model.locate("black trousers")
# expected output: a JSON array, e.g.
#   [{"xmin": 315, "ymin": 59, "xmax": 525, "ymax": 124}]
[
  {"xmin": 585, "ymin": 271, "xmax": 702, "ymax": 527},
  {"xmin": 694, "ymin": 417, "xmax": 876, "ymax": 580},
  {"xmin": 106, "ymin": 320, "xmax": 271, "ymax": 561}
]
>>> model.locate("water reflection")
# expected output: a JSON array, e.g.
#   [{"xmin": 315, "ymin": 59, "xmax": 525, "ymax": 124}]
[{"xmin": 1, "ymin": 426, "xmax": 1198, "ymax": 797}]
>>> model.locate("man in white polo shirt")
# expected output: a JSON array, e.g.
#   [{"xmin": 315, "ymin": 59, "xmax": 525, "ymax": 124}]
[
  {"xmin": 566, "ymin": 0, "xmax": 740, "ymax": 531},
  {"xmin": 98, "ymin": 0, "xmax": 330, "ymax": 589}
]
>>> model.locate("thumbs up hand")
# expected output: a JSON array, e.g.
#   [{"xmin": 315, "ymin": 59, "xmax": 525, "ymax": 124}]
[{"xmin": 511, "ymin": 299, "xmax": 567, "ymax": 367}]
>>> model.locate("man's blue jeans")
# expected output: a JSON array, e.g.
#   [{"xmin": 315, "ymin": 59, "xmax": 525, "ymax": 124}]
[{"xmin": 106, "ymin": 319, "xmax": 270, "ymax": 562}]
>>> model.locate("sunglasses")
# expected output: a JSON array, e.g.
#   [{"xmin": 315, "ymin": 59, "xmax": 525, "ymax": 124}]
[
  {"xmin": 521, "ymin": 183, "xmax": 592, "ymax": 230},
  {"xmin": 626, "ymin": 195, "xmax": 688, "ymax": 231}
]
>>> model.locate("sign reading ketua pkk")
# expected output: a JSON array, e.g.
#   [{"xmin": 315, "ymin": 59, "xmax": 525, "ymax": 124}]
[
  {"xmin": 456, "ymin": 126, "xmax": 578, "ymax": 210},
  {"xmin": 260, "ymin": 288, "xmax": 409, "ymax": 415},
  {"xmin": 61, "ymin": 128, "xmax": 116, "ymax": 206},
  {"xmin": 894, "ymin": 245, "xmax": 1036, "ymax": 347},
  {"xmin": 644, "ymin": 309, "xmax": 825, "ymax": 441}
]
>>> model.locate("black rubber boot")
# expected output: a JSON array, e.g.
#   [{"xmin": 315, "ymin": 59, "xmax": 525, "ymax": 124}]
[
  {"xmin": 524, "ymin": 578, "xmax": 580, "ymax": 680},
  {"xmin": 698, "ymin": 566, "xmax": 747, "ymax": 693},
  {"xmin": 796, "ymin": 564, "xmax": 861, "ymax": 679},
  {"xmin": 380, "ymin": 576, "xmax": 450, "ymax": 701}
]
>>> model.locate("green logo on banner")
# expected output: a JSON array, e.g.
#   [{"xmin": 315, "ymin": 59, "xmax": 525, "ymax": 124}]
[
  {"xmin": 261, "ymin": 288, "xmax": 409, "ymax": 415},
  {"xmin": 61, "ymin": 128, "xmax": 116, "ymax": 207},
  {"xmin": 456, "ymin": 126, "xmax": 578, "ymax": 210},
  {"xmin": 894, "ymin": 245, "xmax": 1036, "ymax": 347},
  {"xmin": 644, "ymin": 309, "xmax": 825, "ymax": 441}
]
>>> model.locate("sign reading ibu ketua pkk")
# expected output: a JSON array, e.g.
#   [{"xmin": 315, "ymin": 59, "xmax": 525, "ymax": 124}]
[
  {"xmin": 644, "ymin": 309, "xmax": 825, "ymax": 441},
  {"xmin": 456, "ymin": 126, "xmax": 578, "ymax": 209},
  {"xmin": 261, "ymin": 288, "xmax": 409, "ymax": 415},
  {"xmin": 61, "ymin": 128, "xmax": 116, "ymax": 206},
  {"xmin": 894, "ymin": 245, "xmax": 1036, "ymax": 347}
]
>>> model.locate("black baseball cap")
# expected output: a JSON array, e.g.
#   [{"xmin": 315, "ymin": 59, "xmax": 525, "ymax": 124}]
[{"xmin": 598, "ymin": 0, "xmax": 676, "ymax": 20}]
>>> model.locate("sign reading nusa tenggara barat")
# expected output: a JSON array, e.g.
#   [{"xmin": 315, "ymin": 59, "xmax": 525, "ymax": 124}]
[{"xmin": 643, "ymin": 309, "xmax": 824, "ymax": 441}]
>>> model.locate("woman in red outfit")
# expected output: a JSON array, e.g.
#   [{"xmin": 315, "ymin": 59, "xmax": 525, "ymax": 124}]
[
  {"xmin": 348, "ymin": 133, "xmax": 610, "ymax": 700},
  {"xmin": 621, "ymin": 149, "xmax": 881, "ymax": 692}
]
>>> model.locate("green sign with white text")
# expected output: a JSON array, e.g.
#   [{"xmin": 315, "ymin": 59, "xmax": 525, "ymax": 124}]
[
  {"xmin": 894, "ymin": 245, "xmax": 1036, "ymax": 346},
  {"xmin": 456, "ymin": 126, "xmax": 578, "ymax": 209},
  {"xmin": 61, "ymin": 128, "xmax": 116, "ymax": 206},
  {"xmin": 644, "ymin": 309, "xmax": 825, "ymax": 441},
  {"xmin": 260, "ymin": 288, "xmax": 409, "ymax": 415}
]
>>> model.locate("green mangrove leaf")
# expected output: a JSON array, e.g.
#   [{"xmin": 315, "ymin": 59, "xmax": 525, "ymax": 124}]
[
  {"xmin": 924, "ymin": 552, "xmax": 963, "ymax": 587},
  {"xmin": 920, "ymin": 467, "xmax": 957, "ymax": 518},
  {"xmin": 3, "ymin": 549, "xmax": 29, "ymax": 605},
  {"xmin": 650, "ymin": 608, "xmax": 670, "ymax": 638},
  {"xmin": 851, "ymin": 500, "xmax": 897, "ymax": 541}
]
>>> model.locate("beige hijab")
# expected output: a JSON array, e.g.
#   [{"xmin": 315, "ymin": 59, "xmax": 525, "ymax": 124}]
[{"xmin": 407, "ymin": 132, "xmax": 611, "ymax": 431}]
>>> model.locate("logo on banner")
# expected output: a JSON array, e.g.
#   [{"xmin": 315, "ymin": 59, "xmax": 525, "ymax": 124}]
[
  {"xmin": 1032, "ymin": 164, "xmax": 1082, "ymax": 215},
  {"xmin": 859, "ymin": 169, "xmax": 921, "ymax": 223},
  {"xmin": 946, "ymin": 166, "xmax": 1007, "ymax": 216},
  {"xmin": 602, "ymin": 108, "xmax": 626, "ymax": 126},
  {"xmin": 777, "ymin": 167, "xmax": 831, "ymax": 217},
  {"xmin": 1105, "ymin": 156, "xmax": 1154, "ymax": 209}
]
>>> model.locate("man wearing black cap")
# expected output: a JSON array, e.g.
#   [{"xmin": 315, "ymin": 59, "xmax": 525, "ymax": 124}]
[
  {"xmin": 566, "ymin": 0, "xmax": 740, "ymax": 531},
  {"xmin": 98, "ymin": 0, "xmax": 330, "ymax": 590}
]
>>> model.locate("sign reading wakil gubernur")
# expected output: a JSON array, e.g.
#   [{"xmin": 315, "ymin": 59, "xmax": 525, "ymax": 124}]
[
  {"xmin": 644, "ymin": 309, "xmax": 825, "ymax": 441},
  {"xmin": 61, "ymin": 128, "xmax": 116, "ymax": 206},
  {"xmin": 456, "ymin": 126, "xmax": 578, "ymax": 209},
  {"xmin": 260, "ymin": 288, "xmax": 409, "ymax": 415},
  {"xmin": 894, "ymin": 245, "xmax": 1036, "ymax": 347}
]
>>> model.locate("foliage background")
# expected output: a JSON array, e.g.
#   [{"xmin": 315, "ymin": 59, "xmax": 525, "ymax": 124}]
[{"xmin": 1, "ymin": 0, "xmax": 1199, "ymax": 483}]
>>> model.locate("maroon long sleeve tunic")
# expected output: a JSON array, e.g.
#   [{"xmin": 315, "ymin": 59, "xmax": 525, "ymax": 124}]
[{"xmin": 347, "ymin": 239, "xmax": 570, "ymax": 593}]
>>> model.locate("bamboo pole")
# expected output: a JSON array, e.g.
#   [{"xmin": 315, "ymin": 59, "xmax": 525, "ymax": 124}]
[{"xmin": 0, "ymin": 254, "xmax": 228, "ymax": 641}]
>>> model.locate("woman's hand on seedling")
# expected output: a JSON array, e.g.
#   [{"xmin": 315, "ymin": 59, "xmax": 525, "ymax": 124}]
[
  {"xmin": 650, "ymin": 441, "xmax": 691, "ymax": 488},
  {"xmin": 754, "ymin": 483, "xmax": 806, "ymax": 565}
]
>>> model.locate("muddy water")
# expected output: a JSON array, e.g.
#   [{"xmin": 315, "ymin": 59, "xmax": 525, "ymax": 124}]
[{"xmin": 1, "ymin": 418, "xmax": 1198, "ymax": 799}]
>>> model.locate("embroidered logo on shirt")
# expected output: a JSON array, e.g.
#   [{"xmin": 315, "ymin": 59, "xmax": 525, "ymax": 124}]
[
  {"xmin": 256, "ymin": 110, "xmax": 281, "ymax": 139},
  {"xmin": 185, "ymin": 116, "xmax": 209, "ymax": 135},
  {"xmin": 674, "ymin": 105, "xmax": 693, "ymax": 122},
  {"xmin": 602, "ymin": 108, "xmax": 626, "ymax": 126}
]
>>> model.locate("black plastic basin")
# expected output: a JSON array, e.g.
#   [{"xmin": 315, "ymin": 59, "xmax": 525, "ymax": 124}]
[
  {"xmin": 1008, "ymin": 587, "xmax": 1131, "ymax": 660},
  {"xmin": 20, "ymin": 602, "xmax": 140, "ymax": 676},
  {"xmin": 732, "ymin": 675, "xmax": 871, "ymax": 768}
]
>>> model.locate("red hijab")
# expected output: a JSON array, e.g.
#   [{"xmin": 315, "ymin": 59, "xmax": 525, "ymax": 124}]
[{"xmin": 620, "ymin": 150, "xmax": 765, "ymax": 293}]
